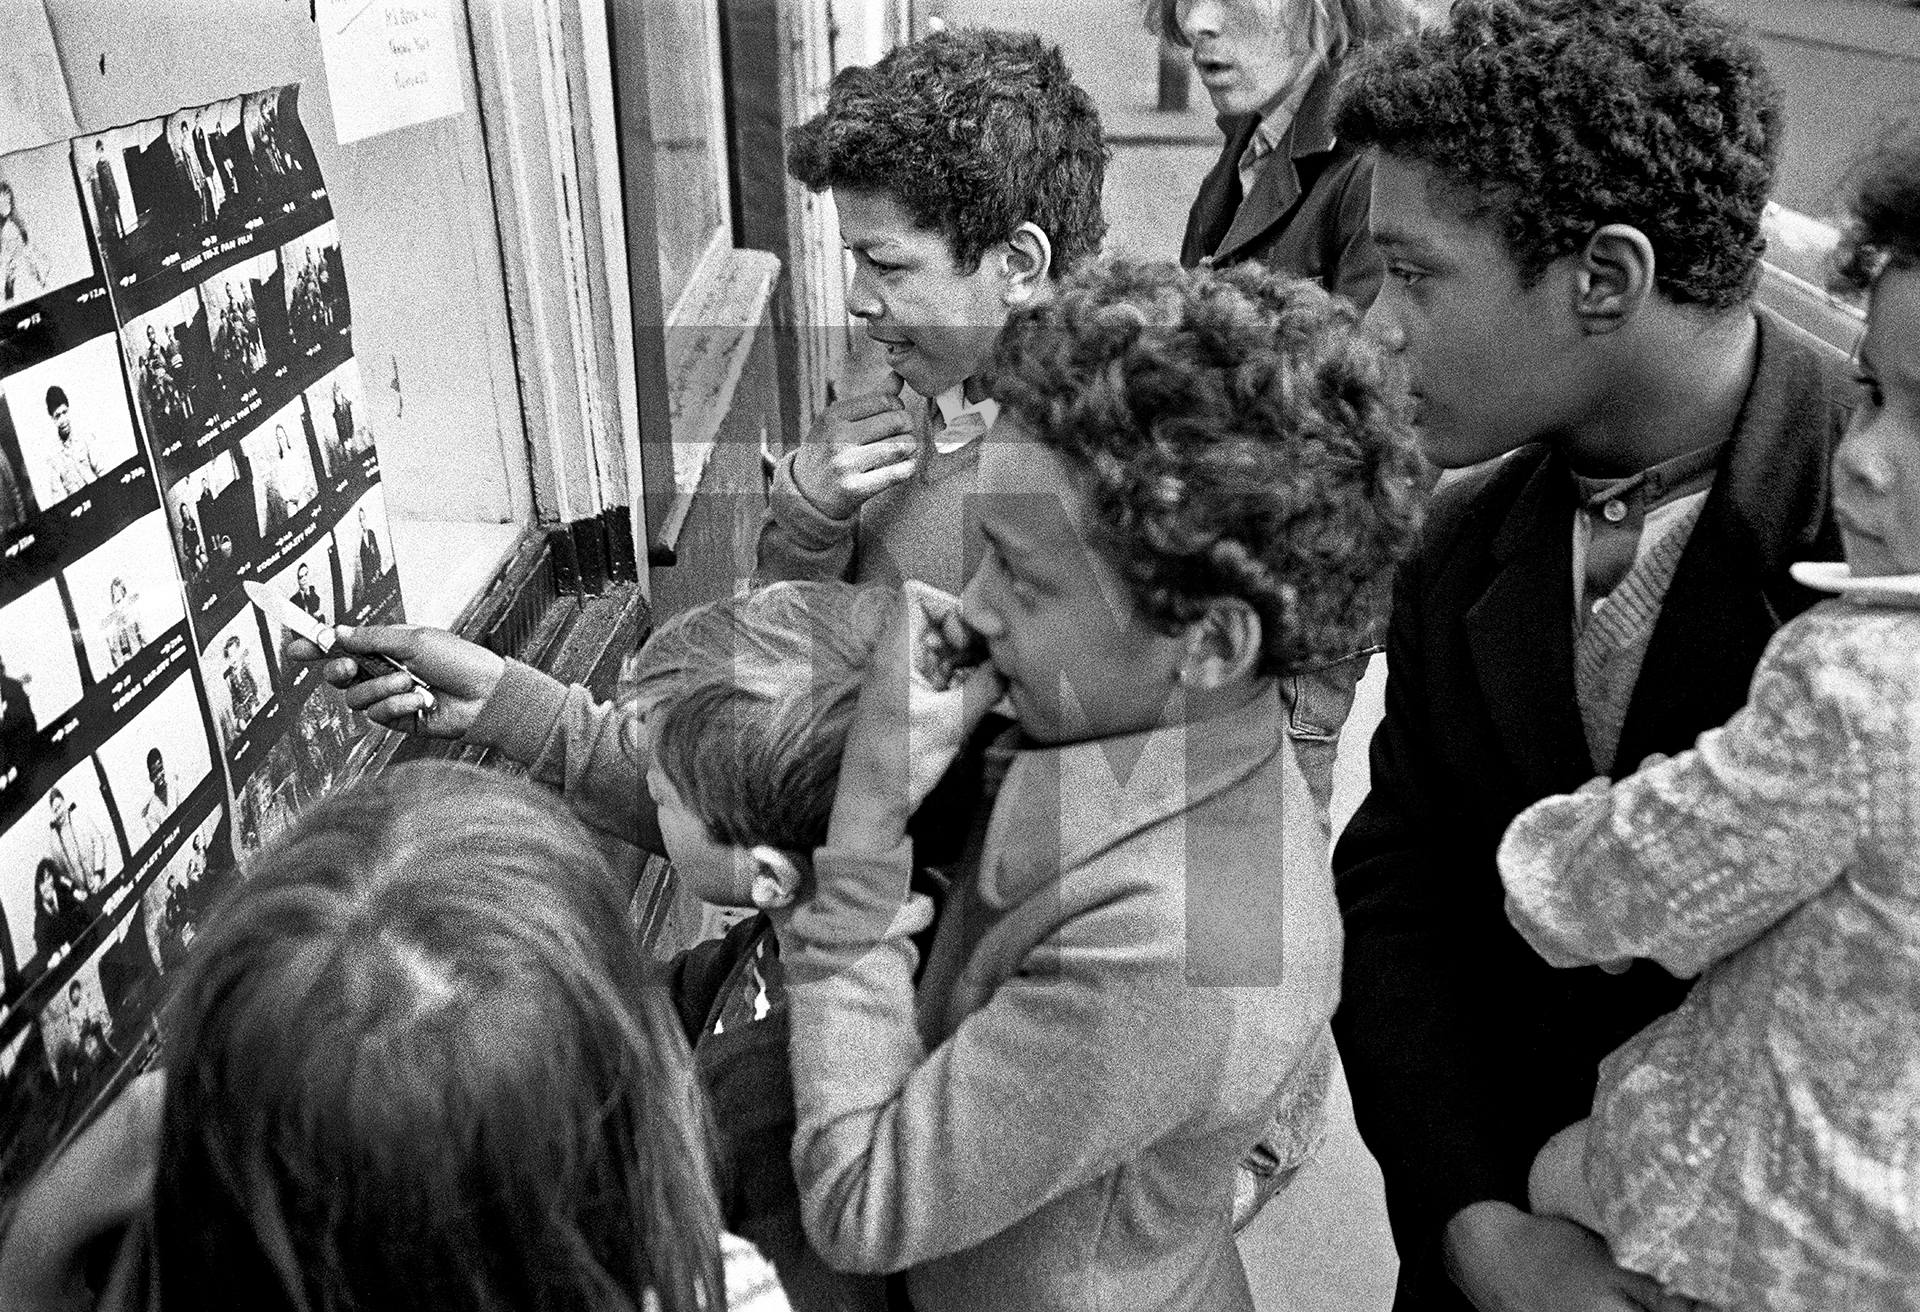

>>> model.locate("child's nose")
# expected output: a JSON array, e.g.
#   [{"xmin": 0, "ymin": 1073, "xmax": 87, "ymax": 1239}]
[
  {"xmin": 847, "ymin": 266, "xmax": 883, "ymax": 320},
  {"xmin": 958, "ymin": 565, "xmax": 1003, "ymax": 639},
  {"xmin": 1365, "ymin": 294, "xmax": 1407, "ymax": 356},
  {"xmin": 1839, "ymin": 424, "xmax": 1896, "ymax": 492}
]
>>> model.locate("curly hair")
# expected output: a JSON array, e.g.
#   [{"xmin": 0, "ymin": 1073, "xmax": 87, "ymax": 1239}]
[
  {"xmin": 619, "ymin": 582, "xmax": 896, "ymax": 852},
  {"xmin": 1143, "ymin": 0, "xmax": 1419, "ymax": 59},
  {"xmin": 1336, "ymin": 0, "xmax": 1780, "ymax": 310},
  {"xmin": 786, "ymin": 28, "xmax": 1108, "ymax": 276},
  {"xmin": 985, "ymin": 260, "xmax": 1423, "ymax": 678},
  {"xmin": 1834, "ymin": 120, "xmax": 1920, "ymax": 293}
]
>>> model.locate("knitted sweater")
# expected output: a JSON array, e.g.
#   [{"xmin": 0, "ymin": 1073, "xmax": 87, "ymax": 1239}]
[{"xmin": 755, "ymin": 390, "xmax": 981, "ymax": 594}]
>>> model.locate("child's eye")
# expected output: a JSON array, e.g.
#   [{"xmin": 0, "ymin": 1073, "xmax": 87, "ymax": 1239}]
[
  {"xmin": 1388, "ymin": 264, "xmax": 1427, "ymax": 288},
  {"xmin": 1853, "ymin": 372, "xmax": 1885, "ymax": 409}
]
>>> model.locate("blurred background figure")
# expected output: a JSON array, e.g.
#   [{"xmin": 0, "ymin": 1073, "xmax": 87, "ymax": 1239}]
[{"xmin": 1152, "ymin": 0, "xmax": 1418, "ymax": 310}]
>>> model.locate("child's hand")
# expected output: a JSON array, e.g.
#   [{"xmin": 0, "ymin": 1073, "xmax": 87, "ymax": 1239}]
[
  {"xmin": 828, "ymin": 582, "xmax": 1007, "ymax": 852},
  {"xmin": 791, "ymin": 368, "xmax": 918, "ymax": 521},
  {"xmin": 913, "ymin": 585, "xmax": 989, "ymax": 692},
  {"xmin": 285, "ymin": 623, "xmax": 505, "ymax": 739}
]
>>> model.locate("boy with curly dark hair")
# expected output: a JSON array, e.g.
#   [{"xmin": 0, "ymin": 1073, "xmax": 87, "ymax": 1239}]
[
  {"xmin": 1326, "ymin": 3, "xmax": 1855, "ymax": 1309},
  {"xmin": 758, "ymin": 27, "xmax": 1106, "ymax": 597},
  {"xmin": 1492, "ymin": 121, "xmax": 1920, "ymax": 1312},
  {"xmin": 770, "ymin": 259, "xmax": 1422, "ymax": 1311}
]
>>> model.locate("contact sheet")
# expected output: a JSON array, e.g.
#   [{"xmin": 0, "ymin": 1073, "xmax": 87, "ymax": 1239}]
[{"xmin": 0, "ymin": 87, "xmax": 403, "ymax": 1193}]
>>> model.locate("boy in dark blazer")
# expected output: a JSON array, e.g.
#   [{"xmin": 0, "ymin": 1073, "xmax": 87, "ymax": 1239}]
[{"xmin": 1327, "ymin": 3, "xmax": 1853, "ymax": 1309}]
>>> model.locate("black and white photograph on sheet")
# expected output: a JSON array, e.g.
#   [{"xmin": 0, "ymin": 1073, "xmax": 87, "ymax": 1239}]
[
  {"xmin": 137, "ymin": 806, "xmax": 222, "ymax": 976},
  {"xmin": 303, "ymin": 358, "xmax": 374, "ymax": 486},
  {"xmin": 164, "ymin": 446, "xmax": 258, "ymax": 584},
  {"xmin": 236, "ymin": 400, "xmax": 319, "ymax": 538},
  {"xmin": 287, "ymin": 683, "xmax": 361, "ymax": 802},
  {"xmin": 269, "ymin": 532, "xmax": 339, "ymax": 636},
  {"xmin": 179, "ymin": 101, "xmax": 251, "ymax": 230},
  {"xmin": 0, "ymin": 912, "xmax": 120, "ymax": 1197},
  {"xmin": 0, "ymin": 335, "xmax": 140, "ymax": 512},
  {"xmin": 37, "ymin": 938, "xmax": 120, "ymax": 1088},
  {"xmin": 61, "ymin": 510, "xmax": 186, "ymax": 681},
  {"xmin": 279, "ymin": 221, "xmax": 350, "ymax": 361},
  {"xmin": 0, "ymin": 142, "xmax": 94, "ymax": 314},
  {"xmin": 251, "ymin": 536, "xmax": 339, "ymax": 708},
  {"xmin": 240, "ymin": 86, "xmax": 320, "ymax": 215},
  {"xmin": 199, "ymin": 605, "xmax": 275, "ymax": 756},
  {"xmin": 232, "ymin": 733, "xmax": 301, "ymax": 858},
  {"xmin": 332, "ymin": 483, "xmax": 395, "ymax": 622},
  {"xmin": 0, "ymin": 581, "xmax": 84, "ymax": 784},
  {"xmin": 7, "ymin": 757, "xmax": 123, "ymax": 940},
  {"xmin": 197, "ymin": 253, "xmax": 277, "ymax": 404},
  {"xmin": 162, "ymin": 106, "xmax": 226, "ymax": 232},
  {"xmin": 70, "ymin": 119, "xmax": 170, "ymax": 274},
  {"xmin": 0, "ymin": 421, "xmax": 36, "ymax": 537},
  {"xmin": 0, "ymin": 798, "xmax": 95, "ymax": 993},
  {"xmin": 94, "ymin": 670, "xmax": 213, "ymax": 856},
  {"xmin": 120, "ymin": 289, "xmax": 213, "ymax": 459}
]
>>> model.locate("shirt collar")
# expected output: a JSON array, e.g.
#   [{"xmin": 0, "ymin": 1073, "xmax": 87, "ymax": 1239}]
[
  {"xmin": 930, "ymin": 385, "xmax": 999, "ymax": 455},
  {"xmin": 1236, "ymin": 61, "xmax": 1339, "ymax": 196},
  {"xmin": 976, "ymin": 682, "xmax": 1285, "ymax": 909},
  {"xmin": 1571, "ymin": 439, "xmax": 1725, "ymax": 520}
]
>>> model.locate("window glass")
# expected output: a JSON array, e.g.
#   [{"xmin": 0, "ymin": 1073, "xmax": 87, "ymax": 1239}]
[{"xmin": 641, "ymin": 0, "xmax": 728, "ymax": 314}]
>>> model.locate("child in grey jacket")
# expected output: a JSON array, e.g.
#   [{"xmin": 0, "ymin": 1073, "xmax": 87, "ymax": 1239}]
[{"xmin": 772, "ymin": 260, "xmax": 1423, "ymax": 1310}]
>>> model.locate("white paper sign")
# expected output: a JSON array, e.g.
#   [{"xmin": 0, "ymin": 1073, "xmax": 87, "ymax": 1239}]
[{"xmin": 317, "ymin": 0, "xmax": 466, "ymax": 146}]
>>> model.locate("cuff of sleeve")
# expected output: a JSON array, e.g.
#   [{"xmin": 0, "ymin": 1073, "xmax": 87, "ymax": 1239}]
[
  {"xmin": 463, "ymin": 658, "xmax": 571, "ymax": 760},
  {"xmin": 1496, "ymin": 784, "xmax": 1615, "ymax": 969},
  {"xmin": 770, "ymin": 450, "xmax": 857, "ymax": 553}
]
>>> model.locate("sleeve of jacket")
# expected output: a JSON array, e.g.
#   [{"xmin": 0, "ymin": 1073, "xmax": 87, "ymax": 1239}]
[
  {"xmin": 462, "ymin": 658, "xmax": 664, "ymax": 855},
  {"xmin": 1330, "ymin": 536, "xmax": 1523, "ymax": 1262},
  {"xmin": 756, "ymin": 449, "xmax": 858, "ymax": 583},
  {"xmin": 1500, "ymin": 615, "xmax": 1863, "ymax": 980},
  {"xmin": 775, "ymin": 842, "xmax": 1245, "ymax": 1274}
]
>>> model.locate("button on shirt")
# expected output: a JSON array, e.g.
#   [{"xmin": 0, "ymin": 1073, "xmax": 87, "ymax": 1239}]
[{"xmin": 1571, "ymin": 441, "xmax": 1725, "ymax": 619}]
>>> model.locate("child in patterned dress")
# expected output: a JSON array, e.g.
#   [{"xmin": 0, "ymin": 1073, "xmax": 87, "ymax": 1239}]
[{"xmin": 1499, "ymin": 129, "xmax": 1920, "ymax": 1312}]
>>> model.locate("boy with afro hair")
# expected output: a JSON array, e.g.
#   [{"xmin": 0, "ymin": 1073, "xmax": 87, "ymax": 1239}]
[
  {"xmin": 758, "ymin": 27, "xmax": 1106, "ymax": 596},
  {"xmin": 771, "ymin": 259, "xmax": 1421, "ymax": 1311},
  {"xmin": 1326, "ymin": 2, "xmax": 1854, "ymax": 1309}
]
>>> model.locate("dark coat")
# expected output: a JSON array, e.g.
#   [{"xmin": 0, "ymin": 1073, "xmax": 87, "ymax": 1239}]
[
  {"xmin": 1331, "ymin": 308, "xmax": 1853, "ymax": 1311},
  {"xmin": 1179, "ymin": 65, "xmax": 1383, "ymax": 314}
]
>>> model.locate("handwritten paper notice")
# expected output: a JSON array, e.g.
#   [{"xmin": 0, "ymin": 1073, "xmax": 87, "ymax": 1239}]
[{"xmin": 317, "ymin": 0, "xmax": 466, "ymax": 146}]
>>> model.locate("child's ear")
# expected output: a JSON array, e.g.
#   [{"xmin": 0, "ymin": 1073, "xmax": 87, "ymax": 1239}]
[
  {"xmin": 1000, "ymin": 222, "xmax": 1053, "ymax": 306},
  {"xmin": 746, "ymin": 846, "xmax": 805, "ymax": 910},
  {"xmin": 1574, "ymin": 223, "xmax": 1656, "ymax": 336},
  {"xmin": 1179, "ymin": 598, "xmax": 1263, "ymax": 691}
]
